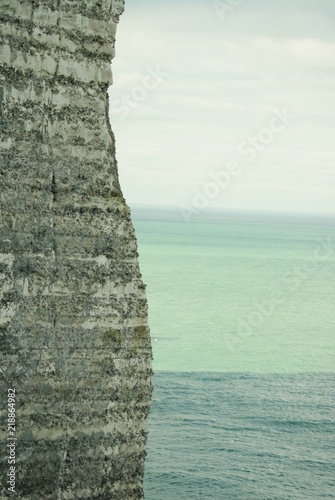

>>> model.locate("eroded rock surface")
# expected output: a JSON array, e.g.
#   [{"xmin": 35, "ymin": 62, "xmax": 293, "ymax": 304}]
[{"xmin": 0, "ymin": 1, "xmax": 152, "ymax": 498}]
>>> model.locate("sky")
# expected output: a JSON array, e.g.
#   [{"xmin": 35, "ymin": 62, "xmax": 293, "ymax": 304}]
[{"xmin": 108, "ymin": 0, "xmax": 335, "ymax": 214}]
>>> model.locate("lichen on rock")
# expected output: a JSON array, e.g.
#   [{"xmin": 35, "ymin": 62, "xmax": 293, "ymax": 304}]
[{"xmin": 0, "ymin": 1, "xmax": 152, "ymax": 498}]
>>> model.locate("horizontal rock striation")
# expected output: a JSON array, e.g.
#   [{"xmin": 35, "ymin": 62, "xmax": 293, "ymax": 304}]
[{"xmin": 0, "ymin": 1, "xmax": 152, "ymax": 498}]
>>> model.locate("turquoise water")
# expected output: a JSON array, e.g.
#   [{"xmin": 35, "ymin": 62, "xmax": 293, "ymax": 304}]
[
  {"xmin": 132, "ymin": 209, "xmax": 335, "ymax": 499},
  {"xmin": 133, "ymin": 209, "xmax": 335, "ymax": 373}
]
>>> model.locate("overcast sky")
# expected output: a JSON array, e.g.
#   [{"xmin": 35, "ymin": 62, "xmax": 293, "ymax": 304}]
[{"xmin": 108, "ymin": 0, "xmax": 335, "ymax": 214}]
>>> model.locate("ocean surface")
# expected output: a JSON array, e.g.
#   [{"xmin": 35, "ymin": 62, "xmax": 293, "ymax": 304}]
[
  {"xmin": 144, "ymin": 372, "xmax": 335, "ymax": 500},
  {"xmin": 131, "ymin": 208, "xmax": 335, "ymax": 499}
]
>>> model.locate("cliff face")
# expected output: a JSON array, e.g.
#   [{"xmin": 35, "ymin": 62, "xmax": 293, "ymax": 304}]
[{"xmin": 0, "ymin": 1, "xmax": 152, "ymax": 498}]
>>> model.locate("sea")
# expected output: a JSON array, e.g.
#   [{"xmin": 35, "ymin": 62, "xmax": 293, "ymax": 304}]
[{"xmin": 131, "ymin": 207, "xmax": 335, "ymax": 500}]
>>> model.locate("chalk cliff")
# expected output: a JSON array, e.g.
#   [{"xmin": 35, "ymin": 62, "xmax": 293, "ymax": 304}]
[{"xmin": 0, "ymin": 1, "xmax": 152, "ymax": 498}]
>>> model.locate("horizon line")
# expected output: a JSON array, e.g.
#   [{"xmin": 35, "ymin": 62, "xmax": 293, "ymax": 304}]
[{"xmin": 129, "ymin": 203, "xmax": 335, "ymax": 218}]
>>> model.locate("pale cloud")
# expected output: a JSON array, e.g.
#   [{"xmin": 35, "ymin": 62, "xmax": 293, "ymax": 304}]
[
  {"xmin": 110, "ymin": 0, "xmax": 335, "ymax": 214},
  {"xmin": 206, "ymin": 37, "xmax": 335, "ymax": 71}
]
